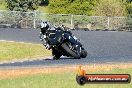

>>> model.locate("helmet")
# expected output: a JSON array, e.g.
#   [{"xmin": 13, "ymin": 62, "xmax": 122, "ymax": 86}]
[
  {"xmin": 40, "ymin": 21, "xmax": 49, "ymax": 34},
  {"xmin": 40, "ymin": 21, "xmax": 49, "ymax": 30}
]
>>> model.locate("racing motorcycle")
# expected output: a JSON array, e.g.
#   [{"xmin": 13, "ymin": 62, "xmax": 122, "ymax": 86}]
[{"xmin": 39, "ymin": 21, "xmax": 87, "ymax": 60}]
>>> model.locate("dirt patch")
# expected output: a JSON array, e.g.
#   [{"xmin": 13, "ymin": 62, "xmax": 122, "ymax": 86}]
[{"xmin": 0, "ymin": 63, "xmax": 132, "ymax": 79}]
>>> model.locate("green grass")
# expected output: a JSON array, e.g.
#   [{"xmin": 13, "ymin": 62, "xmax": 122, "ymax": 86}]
[
  {"xmin": 0, "ymin": 41, "xmax": 51, "ymax": 61},
  {"xmin": 0, "ymin": 68, "xmax": 132, "ymax": 88}
]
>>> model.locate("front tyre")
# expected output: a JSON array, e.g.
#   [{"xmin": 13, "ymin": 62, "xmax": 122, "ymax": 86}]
[
  {"xmin": 61, "ymin": 43, "xmax": 80, "ymax": 59},
  {"xmin": 53, "ymin": 55, "xmax": 61, "ymax": 60},
  {"xmin": 81, "ymin": 49, "xmax": 87, "ymax": 58},
  {"xmin": 52, "ymin": 49, "xmax": 61, "ymax": 60}
]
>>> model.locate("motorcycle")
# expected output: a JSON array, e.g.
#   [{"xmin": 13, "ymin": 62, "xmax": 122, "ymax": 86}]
[{"xmin": 39, "ymin": 22, "xmax": 87, "ymax": 60}]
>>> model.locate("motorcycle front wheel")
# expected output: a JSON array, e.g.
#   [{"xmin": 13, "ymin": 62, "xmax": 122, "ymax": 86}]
[
  {"xmin": 80, "ymin": 48, "xmax": 87, "ymax": 58},
  {"xmin": 52, "ymin": 49, "xmax": 62, "ymax": 60},
  {"xmin": 61, "ymin": 42, "xmax": 80, "ymax": 59}
]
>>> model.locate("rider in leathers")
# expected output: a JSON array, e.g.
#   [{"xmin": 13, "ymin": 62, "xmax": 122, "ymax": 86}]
[{"xmin": 40, "ymin": 21, "xmax": 72, "ymax": 50}]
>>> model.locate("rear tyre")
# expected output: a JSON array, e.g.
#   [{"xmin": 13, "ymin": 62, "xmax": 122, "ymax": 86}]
[
  {"xmin": 61, "ymin": 43, "xmax": 80, "ymax": 59},
  {"xmin": 81, "ymin": 49, "xmax": 87, "ymax": 58}
]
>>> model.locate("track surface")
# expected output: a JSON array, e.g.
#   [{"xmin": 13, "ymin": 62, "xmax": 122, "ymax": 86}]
[{"xmin": 0, "ymin": 28, "xmax": 132, "ymax": 68}]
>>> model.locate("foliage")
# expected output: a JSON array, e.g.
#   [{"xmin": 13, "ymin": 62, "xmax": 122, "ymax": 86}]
[
  {"xmin": 93, "ymin": 0, "xmax": 126, "ymax": 16},
  {"xmin": 0, "ymin": 0, "xmax": 7, "ymax": 10},
  {"xmin": 6, "ymin": 0, "xmax": 40, "ymax": 12},
  {"xmin": 48, "ymin": 0, "xmax": 96, "ymax": 15},
  {"xmin": 47, "ymin": 0, "xmax": 132, "ymax": 16},
  {"xmin": 126, "ymin": 2, "xmax": 132, "ymax": 14},
  {"xmin": 3, "ymin": 0, "xmax": 132, "ymax": 16}
]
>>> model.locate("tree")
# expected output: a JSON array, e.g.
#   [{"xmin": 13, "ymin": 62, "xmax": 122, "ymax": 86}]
[
  {"xmin": 67, "ymin": 2, "xmax": 94, "ymax": 15},
  {"xmin": 127, "ymin": 3, "xmax": 132, "ymax": 14},
  {"xmin": 93, "ymin": 0, "xmax": 126, "ymax": 16},
  {"xmin": 125, "ymin": 0, "xmax": 132, "ymax": 15},
  {"xmin": 6, "ymin": 0, "xmax": 40, "ymax": 12},
  {"xmin": 48, "ymin": 0, "xmax": 96, "ymax": 15}
]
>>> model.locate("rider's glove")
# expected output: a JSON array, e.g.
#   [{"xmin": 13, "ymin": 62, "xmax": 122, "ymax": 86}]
[
  {"xmin": 45, "ymin": 44, "xmax": 51, "ymax": 50},
  {"xmin": 40, "ymin": 33, "xmax": 46, "ymax": 41},
  {"xmin": 40, "ymin": 38, "xmax": 43, "ymax": 41}
]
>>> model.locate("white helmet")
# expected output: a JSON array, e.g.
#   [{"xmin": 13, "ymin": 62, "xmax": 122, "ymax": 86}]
[{"xmin": 40, "ymin": 21, "xmax": 49, "ymax": 29}]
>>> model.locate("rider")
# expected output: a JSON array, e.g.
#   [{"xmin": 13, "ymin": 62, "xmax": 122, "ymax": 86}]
[
  {"xmin": 58, "ymin": 25, "xmax": 72, "ymax": 35},
  {"xmin": 40, "ymin": 21, "xmax": 72, "ymax": 49},
  {"xmin": 40, "ymin": 21, "xmax": 49, "ymax": 34},
  {"xmin": 40, "ymin": 21, "xmax": 51, "ymax": 49}
]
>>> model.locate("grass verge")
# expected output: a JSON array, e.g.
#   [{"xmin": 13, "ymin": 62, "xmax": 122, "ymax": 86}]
[
  {"xmin": 0, "ymin": 41, "xmax": 51, "ymax": 61},
  {"xmin": 0, "ymin": 67, "xmax": 131, "ymax": 88}
]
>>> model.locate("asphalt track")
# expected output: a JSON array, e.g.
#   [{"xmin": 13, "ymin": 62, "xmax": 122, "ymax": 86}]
[{"xmin": 0, "ymin": 28, "xmax": 132, "ymax": 68}]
